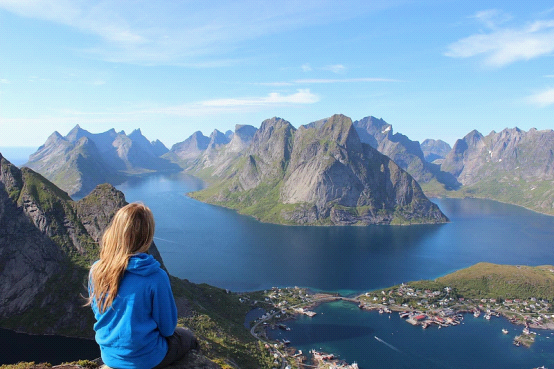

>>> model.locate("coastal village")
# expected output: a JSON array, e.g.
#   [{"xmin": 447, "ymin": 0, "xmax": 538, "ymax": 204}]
[{"xmin": 243, "ymin": 283, "xmax": 554, "ymax": 368}]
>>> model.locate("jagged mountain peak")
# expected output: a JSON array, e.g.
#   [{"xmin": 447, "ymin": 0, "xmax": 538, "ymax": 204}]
[{"xmin": 319, "ymin": 114, "xmax": 361, "ymax": 151}]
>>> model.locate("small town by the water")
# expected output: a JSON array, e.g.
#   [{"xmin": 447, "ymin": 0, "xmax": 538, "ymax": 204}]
[{"xmin": 245, "ymin": 285, "xmax": 554, "ymax": 369}]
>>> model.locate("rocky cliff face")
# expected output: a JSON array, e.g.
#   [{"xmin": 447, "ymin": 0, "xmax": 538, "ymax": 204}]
[
  {"xmin": 0, "ymin": 154, "xmax": 168, "ymax": 335},
  {"xmin": 352, "ymin": 116, "xmax": 458, "ymax": 190},
  {"xmin": 190, "ymin": 115, "xmax": 448, "ymax": 225},
  {"xmin": 0, "ymin": 153, "xmax": 273, "ymax": 368},
  {"xmin": 440, "ymin": 127, "xmax": 554, "ymax": 214},
  {"xmin": 26, "ymin": 126, "xmax": 178, "ymax": 197},
  {"xmin": 441, "ymin": 127, "xmax": 554, "ymax": 185},
  {"xmin": 421, "ymin": 139, "xmax": 451, "ymax": 163}
]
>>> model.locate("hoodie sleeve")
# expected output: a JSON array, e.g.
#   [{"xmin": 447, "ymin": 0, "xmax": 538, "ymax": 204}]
[{"xmin": 151, "ymin": 270, "xmax": 178, "ymax": 337}]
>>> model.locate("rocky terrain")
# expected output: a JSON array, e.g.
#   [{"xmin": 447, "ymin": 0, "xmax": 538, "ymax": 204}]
[
  {"xmin": 440, "ymin": 127, "xmax": 554, "ymax": 214},
  {"xmin": 421, "ymin": 139, "xmax": 451, "ymax": 163},
  {"xmin": 0, "ymin": 153, "xmax": 269, "ymax": 368},
  {"xmin": 188, "ymin": 115, "xmax": 448, "ymax": 225},
  {"xmin": 25, "ymin": 126, "xmax": 179, "ymax": 197},
  {"xmin": 351, "ymin": 116, "xmax": 459, "ymax": 191}
]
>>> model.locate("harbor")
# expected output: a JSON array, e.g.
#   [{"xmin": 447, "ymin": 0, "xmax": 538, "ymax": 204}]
[{"xmin": 246, "ymin": 285, "xmax": 554, "ymax": 368}]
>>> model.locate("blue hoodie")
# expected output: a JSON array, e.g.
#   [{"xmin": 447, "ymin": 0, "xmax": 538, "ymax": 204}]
[{"xmin": 90, "ymin": 253, "xmax": 177, "ymax": 369}]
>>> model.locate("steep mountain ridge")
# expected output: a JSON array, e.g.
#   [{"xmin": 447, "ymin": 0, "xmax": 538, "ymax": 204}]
[
  {"xmin": 0, "ymin": 153, "xmax": 266, "ymax": 368},
  {"xmin": 190, "ymin": 115, "xmax": 447, "ymax": 225},
  {"xmin": 26, "ymin": 126, "xmax": 179, "ymax": 197},
  {"xmin": 421, "ymin": 139, "xmax": 451, "ymax": 162},
  {"xmin": 352, "ymin": 116, "xmax": 459, "ymax": 190},
  {"xmin": 440, "ymin": 127, "xmax": 554, "ymax": 214}
]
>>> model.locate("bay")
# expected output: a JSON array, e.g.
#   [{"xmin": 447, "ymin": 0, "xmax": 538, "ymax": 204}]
[
  {"xmin": 267, "ymin": 300, "xmax": 554, "ymax": 369},
  {"xmin": 117, "ymin": 173, "xmax": 554, "ymax": 368},
  {"xmin": 5, "ymin": 171, "xmax": 554, "ymax": 366},
  {"xmin": 118, "ymin": 173, "xmax": 554, "ymax": 294}
]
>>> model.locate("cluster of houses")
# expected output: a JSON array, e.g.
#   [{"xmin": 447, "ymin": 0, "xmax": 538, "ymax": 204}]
[{"xmin": 358, "ymin": 283, "xmax": 554, "ymax": 330}]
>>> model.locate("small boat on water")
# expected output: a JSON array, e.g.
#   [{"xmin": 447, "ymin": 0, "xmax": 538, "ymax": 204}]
[
  {"xmin": 473, "ymin": 310, "xmax": 480, "ymax": 318},
  {"xmin": 502, "ymin": 328, "xmax": 509, "ymax": 334}
]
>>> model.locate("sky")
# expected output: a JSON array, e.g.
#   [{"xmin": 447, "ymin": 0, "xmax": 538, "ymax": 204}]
[{"xmin": 1, "ymin": 0, "xmax": 554, "ymax": 151}]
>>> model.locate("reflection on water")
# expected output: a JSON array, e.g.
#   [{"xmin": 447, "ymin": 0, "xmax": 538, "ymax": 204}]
[{"xmin": 117, "ymin": 174, "xmax": 554, "ymax": 293}]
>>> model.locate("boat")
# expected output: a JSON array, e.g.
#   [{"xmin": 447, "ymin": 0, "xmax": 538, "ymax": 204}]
[
  {"xmin": 282, "ymin": 339, "xmax": 290, "ymax": 345},
  {"xmin": 502, "ymin": 328, "xmax": 509, "ymax": 334},
  {"xmin": 473, "ymin": 310, "xmax": 480, "ymax": 318}
]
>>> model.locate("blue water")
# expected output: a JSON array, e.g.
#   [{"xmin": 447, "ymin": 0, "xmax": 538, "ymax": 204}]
[
  {"xmin": 116, "ymin": 173, "xmax": 554, "ymax": 368},
  {"xmin": 268, "ymin": 300, "xmax": 554, "ymax": 369},
  {"xmin": 118, "ymin": 173, "xmax": 554, "ymax": 293},
  {"xmin": 5, "ymin": 172, "xmax": 554, "ymax": 366},
  {"xmin": 0, "ymin": 147, "xmax": 36, "ymax": 166}
]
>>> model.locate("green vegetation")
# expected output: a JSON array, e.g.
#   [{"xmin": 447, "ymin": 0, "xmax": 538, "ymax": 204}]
[
  {"xmin": 0, "ymin": 363, "xmax": 52, "ymax": 369},
  {"xmin": 169, "ymin": 277, "xmax": 276, "ymax": 368},
  {"xmin": 437, "ymin": 263, "xmax": 554, "ymax": 302}
]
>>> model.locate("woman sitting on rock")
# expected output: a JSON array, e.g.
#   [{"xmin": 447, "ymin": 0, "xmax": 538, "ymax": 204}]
[{"xmin": 88, "ymin": 202, "xmax": 198, "ymax": 369}]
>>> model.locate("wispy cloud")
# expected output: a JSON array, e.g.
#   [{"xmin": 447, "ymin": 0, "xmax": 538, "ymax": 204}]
[
  {"xmin": 143, "ymin": 89, "xmax": 319, "ymax": 116},
  {"xmin": 472, "ymin": 9, "xmax": 512, "ymax": 29},
  {"xmin": 0, "ymin": 1, "xmax": 391, "ymax": 66},
  {"xmin": 446, "ymin": 12, "xmax": 554, "ymax": 67},
  {"xmin": 301, "ymin": 63, "xmax": 312, "ymax": 72},
  {"xmin": 527, "ymin": 88, "xmax": 554, "ymax": 106},
  {"xmin": 294, "ymin": 77, "xmax": 401, "ymax": 83},
  {"xmin": 322, "ymin": 64, "xmax": 346, "ymax": 74},
  {"xmin": 0, "ymin": 79, "xmax": 9, "ymax": 84}
]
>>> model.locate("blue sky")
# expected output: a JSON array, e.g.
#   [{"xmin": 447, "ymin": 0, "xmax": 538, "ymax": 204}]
[{"xmin": 1, "ymin": 1, "xmax": 554, "ymax": 150}]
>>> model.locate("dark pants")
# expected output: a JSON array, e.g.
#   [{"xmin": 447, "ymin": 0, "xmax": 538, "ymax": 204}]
[{"xmin": 152, "ymin": 327, "xmax": 198, "ymax": 369}]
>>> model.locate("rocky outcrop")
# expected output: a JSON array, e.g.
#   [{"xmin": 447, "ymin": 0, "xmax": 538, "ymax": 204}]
[
  {"xmin": 421, "ymin": 139, "xmax": 451, "ymax": 162},
  {"xmin": 25, "ymin": 126, "xmax": 178, "ymax": 197},
  {"xmin": 0, "ymin": 154, "xmax": 169, "ymax": 335},
  {"xmin": 190, "ymin": 115, "xmax": 448, "ymax": 225},
  {"xmin": 440, "ymin": 127, "xmax": 554, "ymax": 214},
  {"xmin": 441, "ymin": 127, "xmax": 554, "ymax": 185},
  {"xmin": 352, "ymin": 116, "xmax": 458, "ymax": 189},
  {"xmin": 166, "ymin": 131, "xmax": 211, "ymax": 163}
]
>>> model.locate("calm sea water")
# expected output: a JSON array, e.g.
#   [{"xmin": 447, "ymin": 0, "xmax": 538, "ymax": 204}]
[
  {"xmin": 268, "ymin": 300, "xmax": 554, "ymax": 369},
  {"xmin": 3, "ymin": 172, "xmax": 554, "ymax": 366},
  {"xmin": 118, "ymin": 172, "xmax": 554, "ymax": 294}
]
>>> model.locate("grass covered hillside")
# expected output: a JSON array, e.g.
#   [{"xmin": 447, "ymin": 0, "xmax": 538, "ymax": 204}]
[
  {"xmin": 405, "ymin": 263, "xmax": 554, "ymax": 302},
  {"xmin": 436, "ymin": 263, "xmax": 554, "ymax": 302}
]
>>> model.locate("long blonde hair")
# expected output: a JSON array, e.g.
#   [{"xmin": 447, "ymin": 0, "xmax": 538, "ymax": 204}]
[{"xmin": 88, "ymin": 202, "xmax": 155, "ymax": 313}]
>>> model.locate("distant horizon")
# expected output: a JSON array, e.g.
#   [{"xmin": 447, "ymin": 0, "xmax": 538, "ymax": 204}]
[{"xmin": 2, "ymin": 1, "xmax": 554, "ymax": 148}]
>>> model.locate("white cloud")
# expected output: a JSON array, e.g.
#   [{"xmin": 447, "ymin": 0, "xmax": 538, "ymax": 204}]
[
  {"xmin": 322, "ymin": 64, "xmax": 347, "ymax": 74},
  {"xmin": 295, "ymin": 77, "xmax": 401, "ymax": 83},
  {"xmin": 255, "ymin": 82, "xmax": 295, "ymax": 86},
  {"xmin": 202, "ymin": 89, "xmax": 319, "ymax": 106},
  {"xmin": 446, "ymin": 18, "xmax": 554, "ymax": 67},
  {"xmin": 0, "ymin": 79, "xmax": 9, "ymax": 84},
  {"xmin": 527, "ymin": 88, "xmax": 554, "ymax": 106},
  {"xmin": 143, "ymin": 89, "xmax": 319, "ymax": 116},
  {"xmin": 472, "ymin": 9, "xmax": 512, "ymax": 29},
  {"xmin": 301, "ymin": 63, "xmax": 312, "ymax": 72},
  {"xmin": 0, "ymin": 0, "xmax": 391, "ymax": 66}
]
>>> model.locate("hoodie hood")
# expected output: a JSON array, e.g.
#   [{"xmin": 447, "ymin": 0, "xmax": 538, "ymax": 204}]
[{"xmin": 126, "ymin": 253, "xmax": 161, "ymax": 276}]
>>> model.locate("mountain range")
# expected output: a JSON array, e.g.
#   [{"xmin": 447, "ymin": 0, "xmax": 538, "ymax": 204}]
[
  {"xmin": 187, "ymin": 115, "xmax": 447, "ymax": 225},
  {"xmin": 25, "ymin": 125, "xmax": 180, "ymax": 198},
  {"xmin": 22, "ymin": 115, "xmax": 554, "ymax": 217}
]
